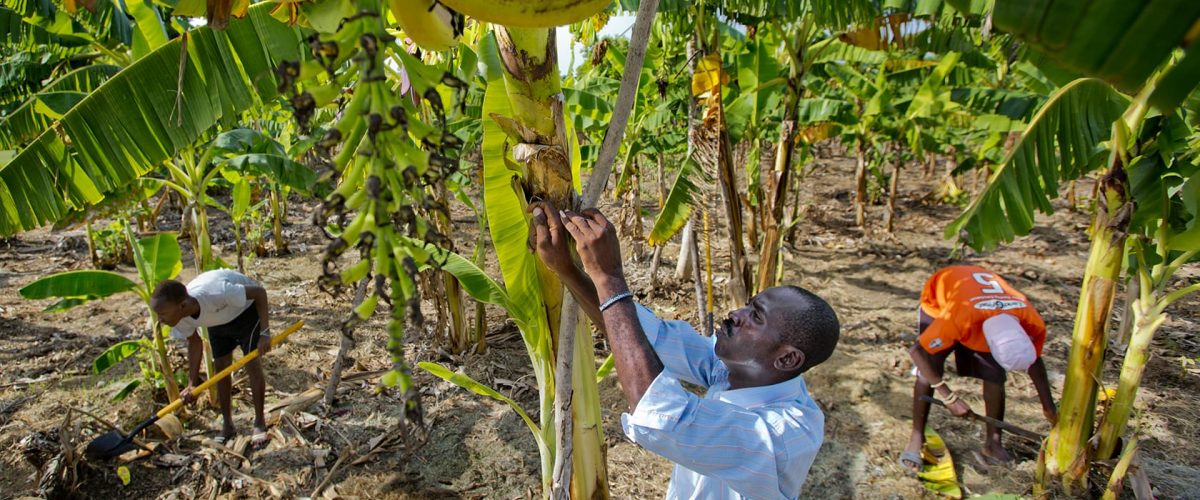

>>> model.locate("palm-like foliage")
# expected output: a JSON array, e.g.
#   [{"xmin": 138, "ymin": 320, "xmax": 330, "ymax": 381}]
[
  {"xmin": 0, "ymin": 2, "xmax": 304, "ymax": 236},
  {"xmin": 947, "ymin": 79, "xmax": 1128, "ymax": 249}
]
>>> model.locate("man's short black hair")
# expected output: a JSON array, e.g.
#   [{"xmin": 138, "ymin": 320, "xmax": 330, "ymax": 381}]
[
  {"xmin": 777, "ymin": 285, "xmax": 840, "ymax": 372},
  {"xmin": 152, "ymin": 280, "xmax": 189, "ymax": 305}
]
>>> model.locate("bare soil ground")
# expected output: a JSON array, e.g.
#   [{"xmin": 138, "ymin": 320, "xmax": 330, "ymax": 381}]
[{"xmin": 2, "ymin": 156, "xmax": 1199, "ymax": 499}]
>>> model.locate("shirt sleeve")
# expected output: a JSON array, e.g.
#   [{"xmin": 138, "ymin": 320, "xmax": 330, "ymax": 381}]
[
  {"xmin": 636, "ymin": 304, "xmax": 723, "ymax": 388},
  {"xmin": 918, "ymin": 317, "xmax": 958, "ymax": 355},
  {"xmin": 621, "ymin": 373, "xmax": 796, "ymax": 500}
]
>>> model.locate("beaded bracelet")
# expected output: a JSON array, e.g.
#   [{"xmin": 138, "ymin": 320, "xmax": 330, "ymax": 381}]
[{"xmin": 599, "ymin": 291, "xmax": 634, "ymax": 312}]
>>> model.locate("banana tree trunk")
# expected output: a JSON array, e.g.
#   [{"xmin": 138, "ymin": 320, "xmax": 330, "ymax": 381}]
[
  {"xmin": 187, "ymin": 201, "xmax": 221, "ymax": 406},
  {"xmin": 1095, "ymin": 235, "xmax": 1199, "ymax": 460},
  {"xmin": 714, "ymin": 94, "xmax": 751, "ymax": 305},
  {"xmin": 85, "ymin": 220, "xmax": 100, "ymax": 268},
  {"xmin": 754, "ymin": 42, "xmax": 802, "ymax": 293},
  {"xmin": 152, "ymin": 319, "xmax": 181, "ymax": 403},
  {"xmin": 885, "ymin": 158, "xmax": 900, "ymax": 233},
  {"xmin": 495, "ymin": 26, "xmax": 608, "ymax": 499},
  {"xmin": 854, "ymin": 138, "xmax": 867, "ymax": 228},
  {"xmin": 1044, "ymin": 163, "xmax": 1130, "ymax": 493},
  {"xmin": 270, "ymin": 186, "xmax": 287, "ymax": 254},
  {"xmin": 755, "ymin": 119, "xmax": 795, "ymax": 292}
]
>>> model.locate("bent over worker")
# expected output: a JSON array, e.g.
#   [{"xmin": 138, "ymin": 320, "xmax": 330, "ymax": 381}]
[
  {"xmin": 901, "ymin": 265, "xmax": 1057, "ymax": 470},
  {"xmin": 151, "ymin": 269, "xmax": 273, "ymax": 448},
  {"xmin": 528, "ymin": 201, "xmax": 840, "ymax": 499}
]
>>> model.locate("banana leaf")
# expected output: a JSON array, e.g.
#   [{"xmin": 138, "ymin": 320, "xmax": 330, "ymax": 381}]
[
  {"xmin": 947, "ymin": 78, "xmax": 1129, "ymax": 251},
  {"xmin": 19, "ymin": 270, "xmax": 138, "ymax": 309},
  {"xmin": 647, "ymin": 157, "xmax": 708, "ymax": 245},
  {"xmin": 0, "ymin": 65, "xmax": 120, "ymax": 148},
  {"xmin": 93, "ymin": 340, "xmax": 141, "ymax": 374},
  {"xmin": 134, "ymin": 232, "xmax": 182, "ymax": 287},
  {"xmin": 481, "ymin": 77, "xmax": 553, "ymax": 370},
  {"xmin": 419, "ymin": 361, "xmax": 541, "ymax": 441},
  {"xmin": 0, "ymin": 2, "xmax": 304, "ymax": 236}
]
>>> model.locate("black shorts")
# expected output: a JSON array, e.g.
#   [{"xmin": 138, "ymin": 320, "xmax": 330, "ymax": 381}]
[
  {"xmin": 918, "ymin": 308, "xmax": 1006, "ymax": 384},
  {"xmin": 208, "ymin": 306, "xmax": 263, "ymax": 359}
]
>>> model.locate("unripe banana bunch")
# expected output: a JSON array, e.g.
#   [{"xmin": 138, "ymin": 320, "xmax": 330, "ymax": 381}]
[
  {"xmin": 439, "ymin": 0, "xmax": 612, "ymax": 28},
  {"xmin": 276, "ymin": 0, "xmax": 469, "ymax": 419}
]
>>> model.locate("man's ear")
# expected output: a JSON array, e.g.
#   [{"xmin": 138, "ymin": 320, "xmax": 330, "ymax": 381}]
[{"xmin": 774, "ymin": 345, "xmax": 806, "ymax": 372}]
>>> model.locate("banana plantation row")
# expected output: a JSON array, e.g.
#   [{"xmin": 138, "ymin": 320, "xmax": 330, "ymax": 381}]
[{"xmin": 1, "ymin": 0, "xmax": 1198, "ymax": 497}]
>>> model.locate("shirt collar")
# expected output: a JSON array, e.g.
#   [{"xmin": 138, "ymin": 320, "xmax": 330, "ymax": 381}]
[{"xmin": 714, "ymin": 374, "xmax": 808, "ymax": 408}]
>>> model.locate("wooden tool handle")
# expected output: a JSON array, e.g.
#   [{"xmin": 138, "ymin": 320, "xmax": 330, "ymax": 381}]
[
  {"xmin": 156, "ymin": 320, "xmax": 304, "ymax": 418},
  {"xmin": 919, "ymin": 395, "xmax": 1044, "ymax": 441}
]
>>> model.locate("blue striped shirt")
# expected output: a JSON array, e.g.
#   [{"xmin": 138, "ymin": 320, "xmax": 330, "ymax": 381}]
[{"xmin": 620, "ymin": 304, "xmax": 825, "ymax": 500}]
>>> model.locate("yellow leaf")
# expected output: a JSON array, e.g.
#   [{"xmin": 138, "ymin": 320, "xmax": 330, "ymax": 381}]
[
  {"xmin": 231, "ymin": 0, "xmax": 250, "ymax": 18},
  {"xmin": 691, "ymin": 53, "xmax": 728, "ymax": 98},
  {"xmin": 918, "ymin": 427, "xmax": 962, "ymax": 499},
  {"xmin": 117, "ymin": 465, "xmax": 131, "ymax": 486},
  {"xmin": 796, "ymin": 123, "xmax": 835, "ymax": 144}
]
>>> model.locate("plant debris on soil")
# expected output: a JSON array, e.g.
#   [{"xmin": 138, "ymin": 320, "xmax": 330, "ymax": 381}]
[{"xmin": 2, "ymin": 156, "xmax": 1199, "ymax": 499}]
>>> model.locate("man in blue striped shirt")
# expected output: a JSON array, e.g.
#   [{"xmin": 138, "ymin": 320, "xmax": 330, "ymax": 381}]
[{"xmin": 529, "ymin": 202, "xmax": 840, "ymax": 499}]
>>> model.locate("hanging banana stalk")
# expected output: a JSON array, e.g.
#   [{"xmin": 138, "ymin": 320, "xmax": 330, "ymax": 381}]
[{"xmin": 279, "ymin": 0, "xmax": 477, "ymax": 435}]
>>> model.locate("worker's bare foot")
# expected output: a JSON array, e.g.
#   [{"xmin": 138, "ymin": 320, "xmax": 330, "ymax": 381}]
[
  {"xmin": 980, "ymin": 442, "xmax": 1012, "ymax": 465},
  {"xmin": 900, "ymin": 434, "xmax": 925, "ymax": 472}
]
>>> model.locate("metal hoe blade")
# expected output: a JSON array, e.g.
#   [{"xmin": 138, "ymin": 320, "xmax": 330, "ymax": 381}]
[
  {"xmin": 85, "ymin": 430, "xmax": 142, "ymax": 459},
  {"xmin": 85, "ymin": 415, "xmax": 158, "ymax": 460}
]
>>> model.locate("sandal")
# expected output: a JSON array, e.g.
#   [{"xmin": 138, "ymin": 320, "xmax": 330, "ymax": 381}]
[
  {"xmin": 899, "ymin": 450, "xmax": 924, "ymax": 473},
  {"xmin": 251, "ymin": 428, "xmax": 270, "ymax": 450}
]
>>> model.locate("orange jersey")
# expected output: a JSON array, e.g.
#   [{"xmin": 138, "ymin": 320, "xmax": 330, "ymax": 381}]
[{"xmin": 918, "ymin": 265, "xmax": 1046, "ymax": 356}]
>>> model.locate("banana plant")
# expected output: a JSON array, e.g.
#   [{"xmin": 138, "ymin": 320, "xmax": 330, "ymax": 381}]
[
  {"xmin": 19, "ymin": 230, "xmax": 184, "ymax": 403},
  {"xmin": 1093, "ymin": 116, "xmax": 1199, "ymax": 464},
  {"xmin": 944, "ymin": 0, "xmax": 1200, "ymax": 492}
]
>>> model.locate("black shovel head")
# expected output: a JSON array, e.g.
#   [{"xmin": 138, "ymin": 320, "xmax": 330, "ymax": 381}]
[
  {"xmin": 85, "ymin": 430, "xmax": 140, "ymax": 459},
  {"xmin": 86, "ymin": 415, "xmax": 158, "ymax": 460}
]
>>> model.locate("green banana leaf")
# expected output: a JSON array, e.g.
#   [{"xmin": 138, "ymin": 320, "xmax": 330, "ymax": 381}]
[
  {"xmin": 0, "ymin": 2, "xmax": 304, "ymax": 236},
  {"xmin": 109, "ymin": 378, "xmax": 141, "ymax": 402},
  {"xmin": 970, "ymin": 0, "xmax": 1200, "ymax": 112},
  {"xmin": 906, "ymin": 52, "xmax": 960, "ymax": 119},
  {"xmin": 1171, "ymin": 174, "xmax": 1200, "ymax": 251},
  {"xmin": 134, "ymin": 232, "xmax": 182, "ymax": 287},
  {"xmin": 481, "ymin": 78, "xmax": 551, "ymax": 354},
  {"xmin": 595, "ymin": 353, "xmax": 615, "ymax": 384},
  {"xmin": 480, "ymin": 76, "xmax": 557, "ymax": 458},
  {"xmin": 400, "ymin": 236, "xmax": 512, "ymax": 309},
  {"xmin": 946, "ymin": 78, "xmax": 1129, "ymax": 251},
  {"xmin": 93, "ymin": 340, "xmax": 141, "ymax": 374},
  {"xmin": 19, "ymin": 270, "xmax": 138, "ymax": 310},
  {"xmin": 0, "ymin": 65, "xmax": 120, "ymax": 148},
  {"xmin": 126, "ymin": 0, "xmax": 168, "ymax": 59},
  {"xmin": 221, "ymin": 154, "xmax": 317, "ymax": 193},
  {"xmin": 647, "ymin": 157, "xmax": 708, "ymax": 245},
  {"xmin": 231, "ymin": 179, "xmax": 251, "ymax": 220},
  {"xmin": 564, "ymin": 87, "xmax": 615, "ymax": 135},
  {"xmin": 418, "ymin": 361, "xmax": 542, "ymax": 443}
]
